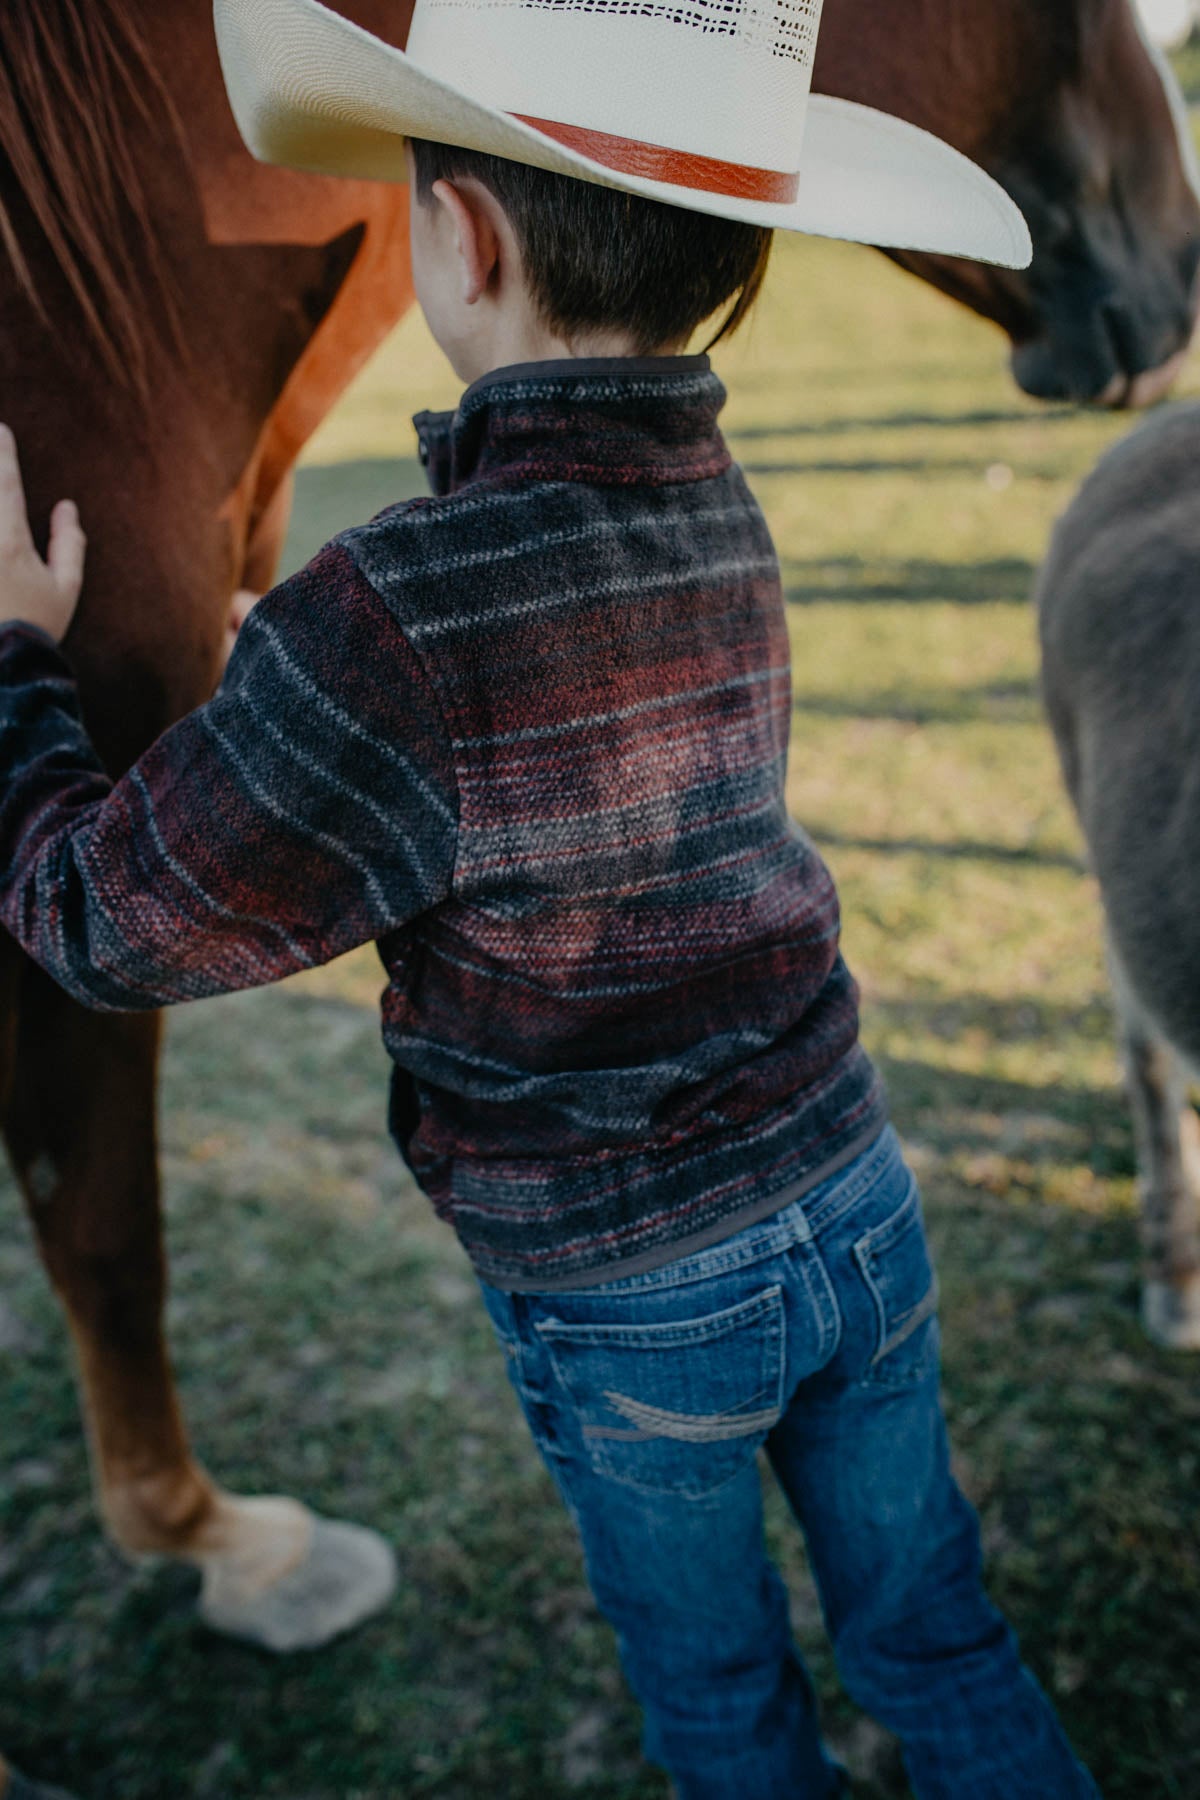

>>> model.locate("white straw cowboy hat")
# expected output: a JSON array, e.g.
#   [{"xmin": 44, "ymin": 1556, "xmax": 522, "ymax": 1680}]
[{"xmin": 213, "ymin": 0, "xmax": 1032, "ymax": 269}]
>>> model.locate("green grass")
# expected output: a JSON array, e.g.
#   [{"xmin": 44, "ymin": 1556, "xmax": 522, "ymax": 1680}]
[
  {"xmin": 1171, "ymin": 29, "xmax": 1200, "ymax": 103},
  {"xmin": 4, "ymin": 201, "xmax": 1200, "ymax": 1798}
]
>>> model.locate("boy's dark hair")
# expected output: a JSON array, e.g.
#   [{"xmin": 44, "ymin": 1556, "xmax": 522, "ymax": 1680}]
[{"xmin": 409, "ymin": 139, "xmax": 773, "ymax": 353}]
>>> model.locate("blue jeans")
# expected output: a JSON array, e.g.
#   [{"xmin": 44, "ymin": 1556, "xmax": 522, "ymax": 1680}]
[{"xmin": 479, "ymin": 1126, "xmax": 1100, "ymax": 1799}]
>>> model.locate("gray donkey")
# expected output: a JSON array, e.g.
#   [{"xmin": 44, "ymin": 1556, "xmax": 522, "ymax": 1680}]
[{"xmin": 1038, "ymin": 401, "xmax": 1200, "ymax": 1350}]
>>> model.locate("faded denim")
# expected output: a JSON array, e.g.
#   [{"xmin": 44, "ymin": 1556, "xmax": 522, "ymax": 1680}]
[{"xmin": 480, "ymin": 1125, "xmax": 1100, "ymax": 1799}]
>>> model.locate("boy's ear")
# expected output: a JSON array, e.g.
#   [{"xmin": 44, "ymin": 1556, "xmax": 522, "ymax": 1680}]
[{"xmin": 429, "ymin": 177, "xmax": 505, "ymax": 307}]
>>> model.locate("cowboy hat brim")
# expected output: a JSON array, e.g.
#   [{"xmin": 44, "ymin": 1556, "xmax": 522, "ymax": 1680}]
[{"xmin": 214, "ymin": 0, "xmax": 1033, "ymax": 270}]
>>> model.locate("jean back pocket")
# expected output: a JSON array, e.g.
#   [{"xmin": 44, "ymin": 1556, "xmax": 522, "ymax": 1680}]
[
  {"xmin": 536, "ymin": 1286, "xmax": 786, "ymax": 1498},
  {"xmin": 853, "ymin": 1177, "xmax": 940, "ymax": 1389}
]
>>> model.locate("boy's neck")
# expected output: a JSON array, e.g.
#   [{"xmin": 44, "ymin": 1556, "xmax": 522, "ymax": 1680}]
[{"xmin": 451, "ymin": 311, "xmax": 683, "ymax": 388}]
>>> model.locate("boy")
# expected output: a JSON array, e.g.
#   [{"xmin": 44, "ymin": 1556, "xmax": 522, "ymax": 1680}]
[{"xmin": 0, "ymin": 0, "xmax": 1095, "ymax": 1793}]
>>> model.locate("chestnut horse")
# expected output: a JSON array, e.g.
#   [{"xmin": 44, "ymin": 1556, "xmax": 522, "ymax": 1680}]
[
  {"xmin": 0, "ymin": 2, "xmax": 1196, "ymax": 1795},
  {"xmin": 824, "ymin": 0, "xmax": 1200, "ymax": 405}
]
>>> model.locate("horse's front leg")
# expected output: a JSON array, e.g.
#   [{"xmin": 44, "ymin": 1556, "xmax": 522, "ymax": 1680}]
[{"xmin": 2, "ymin": 946, "xmax": 395, "ymax": 1649}]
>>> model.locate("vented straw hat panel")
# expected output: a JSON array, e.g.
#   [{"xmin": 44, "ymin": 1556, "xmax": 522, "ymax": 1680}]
[{"xmin": 408, "ymin": 0, "xmax": 825, "ymax": 168}]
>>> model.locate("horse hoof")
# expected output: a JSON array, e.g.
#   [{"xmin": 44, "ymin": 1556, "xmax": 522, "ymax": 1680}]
[
  {"xmin": 5, "ymin": 1768, "xmax": 80, "ymax": 1800},
  {"xmin": 198, "ymin": 1507, "xmax": 397, "ymax": 1652},
  {"xmin": 1142, "ymin": 1277, "xmax": 1200, "ymax": 1351}
]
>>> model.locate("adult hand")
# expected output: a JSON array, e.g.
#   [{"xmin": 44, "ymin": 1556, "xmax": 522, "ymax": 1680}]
[{"xmin": 0, "ymin": 425, "xmax": 86, "ymax": 645}]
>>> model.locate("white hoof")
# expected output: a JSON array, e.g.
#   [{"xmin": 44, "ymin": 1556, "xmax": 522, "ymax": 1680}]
[
  {"xmin": 198, "ymin": 1504, "xmax": 397, "ymax": 1653},
  {"xmin": 1142, "ymin": 1277, "xmax": 1200, "ymax": 1351}
]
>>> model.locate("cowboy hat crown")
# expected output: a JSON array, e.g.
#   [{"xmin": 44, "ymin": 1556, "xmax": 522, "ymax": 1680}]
[{"xmin": 214, "ymin": 0, "xmax": 1032, "ymax": 268}]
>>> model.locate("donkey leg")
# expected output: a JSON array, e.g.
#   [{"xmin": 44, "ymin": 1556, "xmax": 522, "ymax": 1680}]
[
  {"xmin": 1112, "ymin": 964, "xmax": 1200, "ymax": 1349},
  {"xmin": 2, "ymin": 953, "xmax": 395, "ymax": 1649}
]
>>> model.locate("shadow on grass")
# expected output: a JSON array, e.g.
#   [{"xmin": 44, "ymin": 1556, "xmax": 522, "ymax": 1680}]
[
  {"xmin": 744, "ymin": 457, "xmax": 1059, "ymax": 480},
  {"xmin": 728, "ymin": 407, "xmax": 1076, "ymax": 441},
  {"xmin": 812, "ymin": 825, "xmax": 1083, "ymax": 872},
  {"xmin": 792, "ymin": 677, "xmax": 1041, "ymax": 727},
  {"xmin": 870, "ymin": 988, "xmax": 1115, "ymax": 1047},
  {"xmin": 877, "ymin": 1050, "xmax": 1119, "ymax": 1122},
  {"xmin": 783, "ymin": 556, "xmax": 1035, "ymax": 607}
]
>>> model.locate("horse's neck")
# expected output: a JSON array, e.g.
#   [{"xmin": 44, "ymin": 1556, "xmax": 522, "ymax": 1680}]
[{"xmin": 816, "ymin": 0, "xmax": 1072, "ymax": 157}]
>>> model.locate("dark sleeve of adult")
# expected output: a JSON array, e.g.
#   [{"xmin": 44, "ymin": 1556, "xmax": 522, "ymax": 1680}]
[{"xmin": 0, "ymin": 540, "xmax": 458, "ymax": 1011}]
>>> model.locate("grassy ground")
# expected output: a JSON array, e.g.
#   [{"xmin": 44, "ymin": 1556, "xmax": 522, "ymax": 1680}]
[
  {"xmin": 5, "ymin": 170, "xmax": 1200, "ymax": 1800},
  {"xmin": 1172, "ymin": 29, "xmax": 1200, "ymax": 102}
]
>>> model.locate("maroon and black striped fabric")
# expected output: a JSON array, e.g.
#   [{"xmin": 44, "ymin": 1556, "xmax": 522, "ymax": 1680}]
[{"xmin": 0, "ymin": 356, "xmax": 885, "ymax": 1289}]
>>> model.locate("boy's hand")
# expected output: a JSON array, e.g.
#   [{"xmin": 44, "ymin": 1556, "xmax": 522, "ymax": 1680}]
[
  {"xmin": 221, "ymin": 588, "xmax": 261, "ymax": 676},
  {"xmin": 0, "ymin": 425, "xmax": 86, "ymax": 645}
]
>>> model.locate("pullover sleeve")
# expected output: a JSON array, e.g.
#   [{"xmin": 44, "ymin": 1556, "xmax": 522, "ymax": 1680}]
[{"xmin": 0, "ymin": 540, "xmax": 458, "ymax": 1011}]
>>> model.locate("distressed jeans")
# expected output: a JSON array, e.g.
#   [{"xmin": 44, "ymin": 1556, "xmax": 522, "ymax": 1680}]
[{"xmin": 479, "ymin": 1125, "xmax": 1100, "ymax": 1799}]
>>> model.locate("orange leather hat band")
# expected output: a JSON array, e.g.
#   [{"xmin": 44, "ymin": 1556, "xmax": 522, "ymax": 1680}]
[{"xmin": 512, "ymin": 114, "xmax": 799, "ymax": 205}]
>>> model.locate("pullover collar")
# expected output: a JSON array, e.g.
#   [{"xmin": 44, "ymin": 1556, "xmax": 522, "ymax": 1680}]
[{"xmin": 412, "ymin": 354, "xmax": 730, "ymax": 497}]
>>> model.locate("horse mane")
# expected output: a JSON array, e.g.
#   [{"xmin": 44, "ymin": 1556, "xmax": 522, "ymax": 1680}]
[{"xmin": 0, "ymin": 0, "xmax": 187, "ymax": 402}]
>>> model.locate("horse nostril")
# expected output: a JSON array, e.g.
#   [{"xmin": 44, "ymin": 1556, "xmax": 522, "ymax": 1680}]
[{"xmin": 1098, "ymin": 295, "xmax": 1191, "ymax": 384}]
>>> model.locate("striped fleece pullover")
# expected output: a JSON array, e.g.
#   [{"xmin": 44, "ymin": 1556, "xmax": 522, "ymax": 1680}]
[{"xmin": 0, "ymin": 356, "xmax": 885, "ymax": 1289}]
